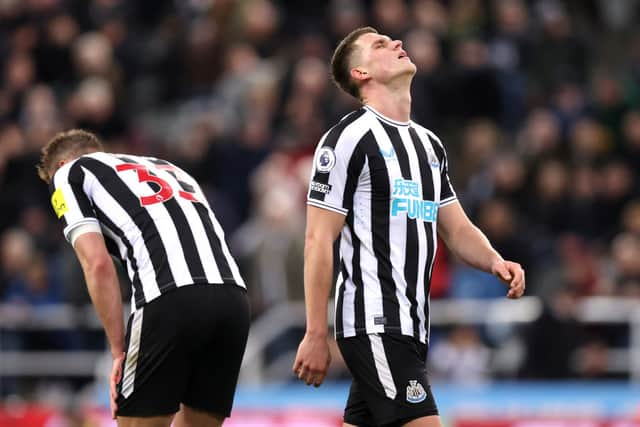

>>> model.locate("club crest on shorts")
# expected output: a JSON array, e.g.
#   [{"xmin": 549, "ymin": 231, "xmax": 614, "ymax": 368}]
[
  {"xmin": 406, "ymin": 380, "xmax": 427, "ymax": 403},
  {"xmin": 316, "ymin": 147, "xmax": 336, "ymax": 173}
]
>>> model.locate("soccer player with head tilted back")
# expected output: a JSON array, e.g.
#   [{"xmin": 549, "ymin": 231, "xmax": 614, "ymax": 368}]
[
  {"xmin": 38, "ymin": 129, "xmax": 249, "ymax": 427},
  {"xmin": 293, "ymin": 27, "xmax": 525, "ymax": 427}
]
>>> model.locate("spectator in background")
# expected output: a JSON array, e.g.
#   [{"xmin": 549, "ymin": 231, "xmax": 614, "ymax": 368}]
[
  {"xmin": 34, "ymin": 13, "xmax": 78, "ymax": 86},
  {"xmin": 566, "ymin": 164, "xmax": 600, "ymax": 239},
  {"xmin": 606, "ymin": 232, "xmax": 640, "ymax": 296},
  {"xmin": 622, "ymin": 110, "xmax": 640, "ymax": 171},
  {"xmin": 531, "ymin": 0, "xmax": 589, "ymax": 92},
  {"xmin": 591, "ymin": 69, "xmax": 628, "ymax": 146},
  {"xmin": 532, "ymin": 234, "xmax": 601, "ymax": 298},
  {"xmin": 371, "ymin": 0, "xmax": 410, "ymax": 40},
  {"xmin": 0, "ymin": 228, "xmax": 33, "ymax": 299},
  {"xmin": 3, "ymin": 251, "xmax": 63, "ymax": 307},
  {"xmin": 528, "ymin": 158, "xmax": 570, "ymax": 235},
  {"xmin": 521, "ymin": 285, "xmax": 584, "ymax": 378},
  {"xmin": 429, "ymin": 326, "xmax": 491, "ymax": 384},
  {"xmin": 597, "ymin": 160, "xmax": 636, "ymax": 239},
  {"xmin": 233, "ymin": 156, "xmax": 305, "ymax": 316},
  {"xmin": 488, "ymin": 0, "xmax": 532, "ymax": 130},
  {"xmin": 517, "ymin": 108, "xmax": 562, "ymax": 160},
  {"xmin": 412, "ymin": 0, "xmax": 449, "ymax": 37},
  {"xmin": 449, "ymin": 198, "xmax": 527, "ymax": 299},
  {"xmin": 450, "ymin": 38, "xmax": 502, "ymax": 122},
  {"xmin": 406, "ymin": 28, "xmax": 448, "ymax": 129}
]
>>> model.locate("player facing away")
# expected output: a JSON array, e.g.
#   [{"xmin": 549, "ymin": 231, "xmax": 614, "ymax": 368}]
[
  {"xmin": 293, "ymin": 27, "xmax": 525, "ymax": 427},
  {"xmin": 38, "ymin": 129, "xmax": 250, "ymax": 427}
]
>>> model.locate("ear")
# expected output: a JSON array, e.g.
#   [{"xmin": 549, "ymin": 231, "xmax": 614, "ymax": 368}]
[{"xmin": 350, "ymin": 67, "xmax": 370, "ymax": 83}]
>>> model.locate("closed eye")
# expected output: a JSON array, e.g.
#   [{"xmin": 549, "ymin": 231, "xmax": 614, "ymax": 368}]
[{"xmin": 373, "ymin": 39, "xmax": 387, "ymax": 49}]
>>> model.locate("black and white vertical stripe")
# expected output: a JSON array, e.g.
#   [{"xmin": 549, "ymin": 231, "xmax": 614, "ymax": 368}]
[
  {"xmin": 52, "ymin": 152, "xmax": 245, "ymax": 309},
  {"xmin": 307, "ymin": 106, "xmax": 457, "ymax": 344}
]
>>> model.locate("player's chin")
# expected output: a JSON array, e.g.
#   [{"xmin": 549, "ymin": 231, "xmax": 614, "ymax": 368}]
[{"xmin": 405, "ymin": 62, "xmax": 417, "ymax": 75}]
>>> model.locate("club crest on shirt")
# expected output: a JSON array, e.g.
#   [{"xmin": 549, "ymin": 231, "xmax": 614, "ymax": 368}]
[
  {"xmin": 426, "ymin": 148, "xmax": 440, "ymax": 168},
  {"xmin": 406, "ymin": 380, "xmax": 427, "ymax": 403},
  {"xmin": 51, "ymin": 188, "xmax": 68, "ymax": 218},
  {"xmin": 316, "ymin": 147, "xmax": 336, "ymax": 173}
]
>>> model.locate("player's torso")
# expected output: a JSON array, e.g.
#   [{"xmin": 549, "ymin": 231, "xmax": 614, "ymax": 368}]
[
  {"xmin": 353, "ymin": 120, "xmax": 443, "ymax": 227},
  {"xmin": 346, "ymin": 112, "xmax": 443, "ymax": 267},
  {"xmin": 77, "ymin": 153, "xmax": 232, "ymax": 305},
  {"xmin": 332, "ymin": 110, "xmax": 445, "ymax": 342}
]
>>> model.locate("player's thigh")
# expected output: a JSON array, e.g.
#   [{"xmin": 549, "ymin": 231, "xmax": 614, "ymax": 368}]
[
  {"xmin": 117, "ymin": 414, "xmax": 174, "ymax": 427},
  {"xmin": 182, "ymin": 285, "xmax": 250, "ymax": 417},
  {"xmin": 173, "ymin": 404, "xmax": 224, "ymax": 427},
  {"xmin": 116, "ymin": 298, "xmax": 192, "ymax": 417},
  {"xmin": 337, "ymin": 333, "xmax": 438, "ymax": 426}
]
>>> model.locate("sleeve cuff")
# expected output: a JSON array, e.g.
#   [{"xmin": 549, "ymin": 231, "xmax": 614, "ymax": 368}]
[
  {"xmin": 64, "ymin": 219, "xmax": 102, "ymax": 247},
  {"xmin": 439, "ymin": 197, "xmax": 458, "ymax": 207},
  {"xmin": 306, "ymin": 199, "xmax": 348, "ymax": 216}
]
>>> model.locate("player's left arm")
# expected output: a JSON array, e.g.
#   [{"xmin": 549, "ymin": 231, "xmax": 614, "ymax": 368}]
[
  {"xmin": 73, "ymin": 232, "xmax": 125, "ymax": 418},
  {"xmin": 437, "ymin": 202, "xmax": 525, "ymax": 298}
]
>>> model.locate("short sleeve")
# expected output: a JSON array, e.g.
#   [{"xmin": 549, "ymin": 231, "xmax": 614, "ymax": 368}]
[
  {"xmin": 307, "ymin": 133, "xmax": 359, "ymax": 216},
  {"xmin": 50, "ymin": 161, "xmax": 100, "ymax": 243},
  {"xmin": 423, "ymin": 129, "xmax": 457, "ymax": 207},
  {"xmin": 439, "ymin": 150, "xmax": 457, "ymax": 207}
]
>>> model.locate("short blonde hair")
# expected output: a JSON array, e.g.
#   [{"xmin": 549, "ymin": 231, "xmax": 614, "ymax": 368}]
[{"xmin": 37, "ymin": 129, "xmax": 103, "ymax": 183}]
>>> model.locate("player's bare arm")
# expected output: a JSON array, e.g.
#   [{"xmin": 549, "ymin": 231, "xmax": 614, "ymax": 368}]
[
  {"xmin": 73, "ymin": 232, "xmax": 125, "ymax": 418},
  {"xmin": 293, "ymin": 205, "xmax": 346, "ymax": 387},
  {"xmin": 437, "ymin": 201, "xmax": 525, "ymax": 298}
]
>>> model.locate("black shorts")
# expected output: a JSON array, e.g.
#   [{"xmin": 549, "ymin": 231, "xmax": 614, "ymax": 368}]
[
  {"xmin": 337, "ymin": 333, "xmax": 439, "ymax": 427},
  {"xmin": 116, "ymin": 284, "xmax": 250, "ymax": 418}
]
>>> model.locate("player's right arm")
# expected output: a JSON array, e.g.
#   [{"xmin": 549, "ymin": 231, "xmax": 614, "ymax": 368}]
[
  {"xmin": 296, "ymin": 116, "xmax": 363, "ymax": 386},
  {"xmin": 293, "ymin": 206, "xmax": 345, "ymax": 387}
]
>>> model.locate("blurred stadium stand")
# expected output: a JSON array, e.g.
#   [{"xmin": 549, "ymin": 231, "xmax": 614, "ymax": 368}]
[{"xmin": 2, "ymin": 0, "xmax": 640, "ymax": 425}]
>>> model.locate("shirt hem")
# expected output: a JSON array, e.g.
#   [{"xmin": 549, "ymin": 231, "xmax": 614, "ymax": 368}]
[
  {"xmin": 134, "ymin": 278, "xmax": 241, "ymax": 308},
  {"xmin": 336, "ymin": 326, "xmax": 427, "ymax": 344}
]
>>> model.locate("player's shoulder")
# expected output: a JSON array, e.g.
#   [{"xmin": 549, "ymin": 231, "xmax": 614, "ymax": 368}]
[
  {"xmin": 326, "ymin": 107, "xmax": 366, "ymax": 131},
  {"xmin": 320, "ymin": 107, "xmax": 371, "ymax": 148},
  {"xmin": 410, "ymin": 122, "xmax": 444, "ymax": 147}
]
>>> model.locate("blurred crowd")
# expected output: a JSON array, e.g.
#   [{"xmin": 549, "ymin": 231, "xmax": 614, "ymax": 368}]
[{"xmin": 1, "ymin": 0, "xmax": 640, "ymax": 395}]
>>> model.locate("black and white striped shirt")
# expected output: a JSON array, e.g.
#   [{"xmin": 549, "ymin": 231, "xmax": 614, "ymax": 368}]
[
  {"xmin": 307, "ymin": 106, "xmax": 457, "ymax": 344},
  {"xmin": 50, "ymin": 152, "xmax": 246, "ymax": 309}
]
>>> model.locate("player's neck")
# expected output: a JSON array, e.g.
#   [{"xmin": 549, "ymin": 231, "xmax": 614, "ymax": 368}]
[{"xmin": 362, "ymin": 83, "xmax": 412, "ymax": 123}]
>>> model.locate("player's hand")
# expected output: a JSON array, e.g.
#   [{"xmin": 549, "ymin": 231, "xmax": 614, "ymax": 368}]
[
  {"xmin": 292, "ymin": 332, "xmax": 331, "ymax": 387},
  {"xmin": 491, "ymin": 259, "xmax": 525, "ymax": 299},
  {"xmin": 110, "ymin": 352, "xmax": 125, "ymax": 420}
]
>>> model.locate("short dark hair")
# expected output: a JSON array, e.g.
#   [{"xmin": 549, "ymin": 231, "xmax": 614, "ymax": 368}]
[
  {"xmin": 330, "ymin": 26, "xmax": 378, "ymax": 100},
  {"xmin": 37, "ymin": 129, "xmax": 103, "ymax": 183}
]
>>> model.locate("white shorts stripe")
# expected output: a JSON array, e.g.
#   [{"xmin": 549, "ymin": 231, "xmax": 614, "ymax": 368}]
[
  {"xmin": 121, "ymin": 307, "xmax": 144, "ymax": 398},
  {"xmin": 369, "ymin": 334, "xmax": 397, "ymax": 399}
]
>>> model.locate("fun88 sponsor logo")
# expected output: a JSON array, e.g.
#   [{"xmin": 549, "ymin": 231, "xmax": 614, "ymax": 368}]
[{"xmin": 391, "ymin": 178, "xmax": 438, "ymax": 222}]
